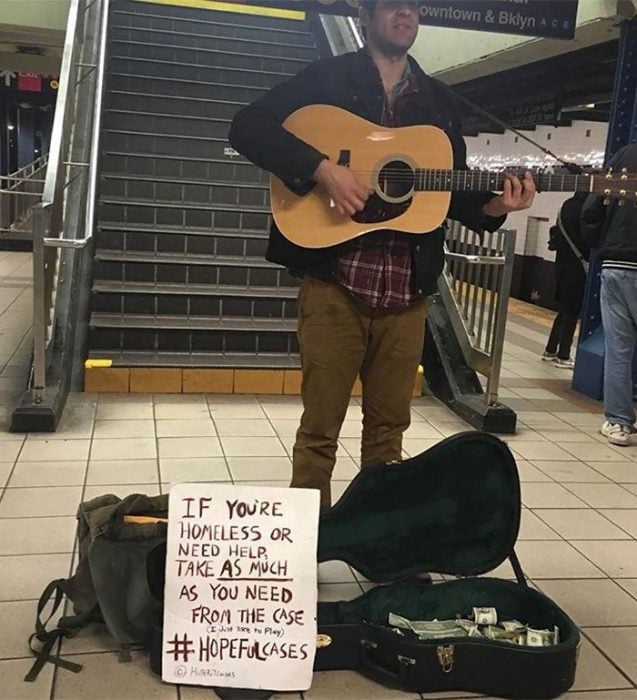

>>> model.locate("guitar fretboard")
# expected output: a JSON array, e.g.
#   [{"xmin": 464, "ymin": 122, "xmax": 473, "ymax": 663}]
[{"xmin": 415, "ymin": 170, "xmax": 591, "ymax": 193}]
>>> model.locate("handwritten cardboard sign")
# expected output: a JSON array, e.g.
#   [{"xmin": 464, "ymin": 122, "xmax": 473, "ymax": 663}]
[{"xmin": 162, "ymin": 484, "xmax": 320, "ymax": 691}]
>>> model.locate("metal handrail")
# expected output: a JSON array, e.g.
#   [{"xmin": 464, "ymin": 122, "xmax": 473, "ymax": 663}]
[
  {"xmin": 440, "ymin": 223, "xmax": 517, "ymax": 405},
  {"xmin": 43, "ymin": 0, "xmax": 109, "ymax": 249},
  {"xmin": 319, "ymin": 12, "xmax": 363, "ymax": 54},
  {"xmin": 0, "ymin": 155, "xmax": 49, "ymax": 234},
  {"xmin": 31, "ymin": 0, "xmax": 108, "ymax": 401}
]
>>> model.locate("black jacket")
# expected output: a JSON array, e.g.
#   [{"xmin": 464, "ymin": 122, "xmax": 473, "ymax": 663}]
[
  {"xmin": 551, "ymin": 193, "xmax": 590, "ymax": 271},
  {"xmin": 229, "ymin": 49, "xmax": 505, "ymax": 296},
  {"xmin": 581, "ymin": 144, "xmax": 637, "ymax": 264},
  {"xmin": 549, "ymin": 194, "xmax": 589, "ymax": 312}
]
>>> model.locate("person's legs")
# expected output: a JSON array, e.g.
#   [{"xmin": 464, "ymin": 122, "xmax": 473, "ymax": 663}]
[
  {"xmin": 545, "ymin": 313, "xmax": 562, "ymax": 357},
  {"xmin": 291, "ymin": 278, "xmax": 368, "ymax": 508},
  {"xmin": 600, "ymin": 268, "xmax": 637, "ymax": 445},
  {"xmin": 359, "ymin": 299, "xmax": 427, "ymax": 467},
  {"xmin": 557, "ymin": 313, "xmax": 578, "ymax": 360}
]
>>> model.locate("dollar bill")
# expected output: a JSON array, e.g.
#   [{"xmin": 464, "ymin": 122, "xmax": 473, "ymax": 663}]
[
  {"xmin": 527, "ymin": 627, "xmax": 554, "ymax": 647},
  {"xmin": 472, "ymin": 607, "xmax": 498, "ymax": 625},
  {"xmin": 388, "ymin": 611, "xmax": 559, "ymax": 647},
  {"xmin": 388, "ymin": 614, "xmax": 467, "ymax": 639},
  {"xmin": 501, "ymin": 620, "xmax": 525, "ymax": 632}
]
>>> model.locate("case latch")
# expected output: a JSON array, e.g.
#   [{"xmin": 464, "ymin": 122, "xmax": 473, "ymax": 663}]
[
  {"xmin": 437, "ymin": 645, "xmax": 455, "ymax": 673},
  {"xmin": 397, "ymin": 654, "xmax": 416, "ymax": 667}
]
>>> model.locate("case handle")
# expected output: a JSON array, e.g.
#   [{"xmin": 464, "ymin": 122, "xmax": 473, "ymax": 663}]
[
  {"xmin": 509, "ymin": 548, "xmax": 527, "ymax": 587},
  {"xmin": 359, "ymin": 639, "xmax": 416, "ymax": 685}
]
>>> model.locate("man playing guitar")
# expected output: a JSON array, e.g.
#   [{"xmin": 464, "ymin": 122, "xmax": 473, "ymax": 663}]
[{"xmin": 230, "ymin": 0, "xmax": 536, "ymax": 510}]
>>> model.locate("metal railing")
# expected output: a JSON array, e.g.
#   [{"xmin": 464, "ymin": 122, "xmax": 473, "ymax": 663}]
[
  {"xmin": 439, "ymin": 222, "xmax": 517, "ymax": 405},
  {"xmin": 318, "ymin": 13, "xmax": 363, "ymax": 53},
  {"xmin": 31, "ymin": 0, "xmax": 109, "ymax": 403},
  {"xmin": 0, "ymin": 155, "xmax": 49, "ymax": 235}
]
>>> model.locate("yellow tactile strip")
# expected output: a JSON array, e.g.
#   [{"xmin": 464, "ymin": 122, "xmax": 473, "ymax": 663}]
[
  {"xmin": 135, "ymin": 0, "xmax": 305, "ymax": 20},
  {"xmin": 85, "ymin": 366, "xmax": 424, "ymax": 397}
]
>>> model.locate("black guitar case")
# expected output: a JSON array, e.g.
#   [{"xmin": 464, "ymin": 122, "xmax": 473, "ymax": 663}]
[{"xmin": 148, "ymin": 432, "xmax": 580, "ymax": 699}]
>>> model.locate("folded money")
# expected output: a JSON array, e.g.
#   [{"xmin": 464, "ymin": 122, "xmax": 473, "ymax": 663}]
[
  {"xmin": 387, "ymin": 611, "xmax": 560, "ymax": 647},
  {"xmin": 472, "ymin": 607, "xmax": 498, "ymax": 625},
  {"xmin": 527, "ymin": 627, "xmax": 554, "ymax": 647},
  {"xmin": 388, "ymin": 614, "xmax": 468, "ymax": 639},
  {"xmin": 501, "ymin": 620, "xmax": 525, "ymax": 632},
  {"xmin": 484, "ymin": 626, "xmax": 526, "ymax": 645}
]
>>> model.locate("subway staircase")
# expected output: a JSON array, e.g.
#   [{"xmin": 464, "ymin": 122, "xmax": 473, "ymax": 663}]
[{"xmin": 89, "ymin": 0, "xmax": 320, "ymax": 378}]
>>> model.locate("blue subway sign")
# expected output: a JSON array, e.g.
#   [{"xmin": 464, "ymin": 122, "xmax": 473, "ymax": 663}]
[
  {"xmin": 418, "ymin": 1, "xmax": 578, "ymax": 39},
  {"xmin": 230, "ymin": 1, "xmax": 579, "ymax": 40}
]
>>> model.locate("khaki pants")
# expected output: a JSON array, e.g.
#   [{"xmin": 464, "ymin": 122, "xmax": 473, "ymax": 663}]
[{"xmin": 291, "ymin": 277, "xmax": 427, "ymax": 509}]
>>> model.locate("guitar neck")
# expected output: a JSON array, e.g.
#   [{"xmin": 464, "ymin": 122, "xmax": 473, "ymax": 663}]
[{"xmin": 415, "ymin": 170, "xmax": 592, "ymax": 194}]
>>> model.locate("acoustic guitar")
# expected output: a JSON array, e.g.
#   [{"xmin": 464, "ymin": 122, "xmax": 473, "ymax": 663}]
[{"xmin": 270, "ymin": 105, "xmax": 631, "ymax": 249}]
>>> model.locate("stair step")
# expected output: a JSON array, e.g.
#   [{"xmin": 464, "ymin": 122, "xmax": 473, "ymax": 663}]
[
  {"xmin": 94, "ymin": 249, "xmax": 275, "ymax": 268},
  {"xmin": 91, "ymin": 285, "xmax": 297, "ymax": 320},
  {"xmin": 101, "ymin": 151, "xmax": 267, "ymax": 187},
  {"xmin": 92, "ymin": 280, "xmax": 298, "ymax": 299},
  {"xmin": 100, "ymin": 174, "xmax": 269, "ymax": 211},
  {"xmin": 101, "ymin": 172, "xmax": 267, "ymax": 192},
  {"xmin": 109, "ymin": 37, "xmax": 310, "ymax": 74},
  {"xmin": 98, "ymin": 221, "xmax": 268, "ymax": 239},
  {"xmin": 101, "ymin": 129, "xmax": 249, "ymax": 163},
  {"xmin": 100, "ymin": 195, "xmax": 268, "ymax": 214},
  {"xmin": 109, "ymin": 56, "xmax": 293, "ymax": 91},
  {"xmin": 109, "ymin": 24, "xmax": 317, "ymax": 60},
  {"xmin": 96, "ymin": 223, "xmax": 270, "ymax": 258},
  {"xmin": 97, "ymin": 203, "xmax": 270, "ymax": 239},
  {"xmin": 108, "ymin": 72, "xmax": 267, "ymax": 102},
  {"xmin": 90, "ymin": 312, "xmax": 297, "ymax": 332},
  {"xmin": 105, "ymin": 90, "xmax": 247, "ymax": 121},
  {"xmin": 88, "ymin": 349, "xmax": 300, "ymax": 369},
  {"xmin": 103, "ymin": 109, "xmax": 232, "ymax": 139},
  {"xmin": 113, "ymin": 7, "xmax": 315, "ymax": 39},
  {"xmin": 98, "ymin": 197, "xmax": 271, "ymax": 236}
]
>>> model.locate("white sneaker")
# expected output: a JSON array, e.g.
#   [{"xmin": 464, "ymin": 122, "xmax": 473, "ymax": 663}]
[
  {"xmin": 542, "ymin": 352, "xmax": 557, "ymax": 362},
  {"xmin": 554, "ymin": 358, "xmax": 575, "ymax": 369},
  {"xmin": 600, "ymin": 421, "xmax": 636, "ymax": 446}
]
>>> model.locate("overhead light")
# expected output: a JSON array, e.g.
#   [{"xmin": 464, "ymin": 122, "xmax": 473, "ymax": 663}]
[
  {"xmin": 7, "ymin": 124, "xmax": 15, "ymax": 131},
  {"xmin": 585, "ymin": 103, "xmax": 595, "ymax": 108}
]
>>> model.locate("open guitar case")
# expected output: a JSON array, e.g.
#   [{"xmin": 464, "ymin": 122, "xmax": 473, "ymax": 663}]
[{"xmin": 147, "ymin": 432, "xmax": 579, "ymax": 699}]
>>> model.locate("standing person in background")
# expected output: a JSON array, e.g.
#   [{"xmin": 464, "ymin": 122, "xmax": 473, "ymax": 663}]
[
  {"xmin": 542, "ymin": 193, "xmax": 590, "ymax": 369},
  {"xmin": 582, "ymin": 143, "xmax": 637, "ymax": 447}
]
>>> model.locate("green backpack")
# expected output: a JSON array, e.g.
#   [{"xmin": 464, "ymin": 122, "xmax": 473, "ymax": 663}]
[{"xmin": 26, "ymin": 493, "xmax": 168, "ymax": 681}]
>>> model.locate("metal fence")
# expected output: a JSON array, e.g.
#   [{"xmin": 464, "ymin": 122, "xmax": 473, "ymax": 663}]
[
  {"xmin": 439, "ymin": 221, "xmax": 517, "ymax": 405},
  {"xmin": 31, "ymin": 0, "xmax": 108, "ymax": 403},
  {"xmin": 0, "ymin": 155, "xmax": 49, "ymax": 236}
]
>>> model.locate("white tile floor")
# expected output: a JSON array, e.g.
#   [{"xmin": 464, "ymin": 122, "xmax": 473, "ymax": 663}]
[{"xmin": 0, "ymin": 250, "xmax": 636, "ymax": 699}]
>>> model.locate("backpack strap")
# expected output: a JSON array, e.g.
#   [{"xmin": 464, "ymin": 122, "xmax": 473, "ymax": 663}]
[
  {"xmin": 24, "ymin": 579, "xmax": 85, "ymax": 682},
  {"xmin": 557, "ymin": 212, "xmax": 590, "ymax": 273}
]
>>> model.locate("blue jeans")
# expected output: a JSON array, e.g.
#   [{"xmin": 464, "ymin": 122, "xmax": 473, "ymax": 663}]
[{"xmin": 600, "ymin": 268, "xmax": 637, "ymax": 427}]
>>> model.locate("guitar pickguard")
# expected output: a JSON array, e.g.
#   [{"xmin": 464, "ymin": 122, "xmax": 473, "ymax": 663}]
[{"xmin": 351, "ymin": 193, "xmax": 411, "ymax": 225}]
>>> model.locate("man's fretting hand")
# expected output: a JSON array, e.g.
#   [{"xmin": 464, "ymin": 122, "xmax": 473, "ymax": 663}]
[{"xmin": 482, "ymin": 171, "xmax": 537, "ymax": 217}]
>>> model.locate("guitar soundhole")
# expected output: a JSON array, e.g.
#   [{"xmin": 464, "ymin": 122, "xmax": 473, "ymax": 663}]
[{"xmin": 377, "ymin": 160, "xmax": 415, "ymax": 200}]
